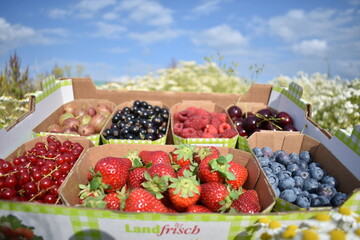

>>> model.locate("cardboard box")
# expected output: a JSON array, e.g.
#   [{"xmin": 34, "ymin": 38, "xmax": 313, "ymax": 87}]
[
  {"xmin": 33, "ymin": 99, "xmax": 116, "ymax": 146},
  {"xmin": 100, "ymin": 100, "xmax": 170, "ymax": 145},
  {"xmin": 59, "ymin": 144, "xmax": 276, "ymax": 213},
  {"xmin": 170, "ymin": 101, "xmax": 239, "ymax": 147},
  {"xmin": 247, "ymin": 131, "xmax": 360, "ymax": 211}
]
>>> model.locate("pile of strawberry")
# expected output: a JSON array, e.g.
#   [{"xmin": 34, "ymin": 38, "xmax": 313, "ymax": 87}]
[
  {"xmin": 173, "ymin": 107, "xmax": 238, "ymax": 139},
  {"xmin": 78, "ymin": 144, "xmax": 261, "ymax": 214}
]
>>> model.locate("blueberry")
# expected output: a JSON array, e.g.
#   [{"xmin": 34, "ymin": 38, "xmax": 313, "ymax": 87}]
[
  {"xmin": 299, "ymin": 151, "xmax": 312, "ymax": 163},
  {"xmin": 309, "ymin": 193, "xmax": 318, "ymax": 199},
  {"xmin": 298, "ymin": 160, "xmax": 309, "ymax": 170},
  {"xmin": 287, "ymin": 163, "xmax": 300, "ymax": 173},
  {"xmin": 280, "ymin": 189, "xmax": 297, "ymax": 203},
  {"xmin": 258, "ymin": 156, "xmax": 270, "ymax": 167},
  {"xmin": 252, "ymin": 147, "xmax": 263, "ymax": 157},
  {"xmin": 293, "ymin": 176, "xmax": 304, "ymax": 189},
  {"xmin": 261, "ymin": 146, "xmax": 273, "ymax": 157},
  {"xmin": 295, "ymin": 194, "xmax": 311, "ymax": 208},
  {"xmin": 302, "ymin": 190, "xmax": 310, "ymax": 196},
  {"xmin": 276, "ymin": 151, "xmax": 291, "ymax": 165},
  {"xmin": 270, "ymin": 162, "xmax": 286, "ymax": 175},
  {"xmin": 311, "ymin": 196, "xmax": 330, "ymax": 207},
  {"xmin": 293, "ymin": 187, "xmax": 302, "ymax": 195},
  {"xmin": 269, "ymin": 156, "xmax": 276, "ymax": 162},
  {"xmin": 266, "ymin": 173, "xmax": 279, "ymax": 187},
  {"xmin": 278, "ymin": 177, "xmax": 296, "ymax": 191},
  {"xmin": 321, "ymin": 175, "xmax": 338, "ymax": 188},
  {"xmin": 309, "ymin": 167, "xmax": 325, "ymax": 181},
  {"xmin": 276, "ymin": 171, "xmax": 292, "ymax": 180},
  {"xmin": 309, "ymin": 162, "xmax": 321, "ymax": 170},
  {"xmin": 293, "ymin": 170, "xmax": 310, "ymax": 180},
  {"xmin": 330, "ymin": 192, "xmax": 348, "ymax": 207},
  {"xmin": 317, "ymin": 184, "xmax": 337, "ymax": 200},
  {"xmin": 289, "ymin": 153, "xmax": 300, "ymax": 163},
  {"xmin": 272, "ymin": 186, "xmax": 281, "ymax": 197},
  {"xmin": 303, "ymin": 178, "xmax": 321, "ymax": 193},
  {"xmin": 262, "ymin": 166, "xmax": 273, "ymax": 175},
  {"xmin": 273, "ymin": 150, "xmax": 283, "ymax": 158}
]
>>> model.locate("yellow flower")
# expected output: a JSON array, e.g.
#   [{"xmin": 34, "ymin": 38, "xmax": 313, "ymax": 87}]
[{"xmin": 328, "ymin": 229, "xmax": 346, "ymax": 240}]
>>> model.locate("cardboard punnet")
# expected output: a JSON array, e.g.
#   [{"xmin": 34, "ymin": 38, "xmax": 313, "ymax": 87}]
[
  {"xmin": 100, "ymin": 100, "xmax": 170, "ymax": 145},
  {"xmin": 170, "ymin": 101, "xmax": 239, "ymax": 147},
  {"xmin": 33, "ymin": 99, "xmax": 116, "ymax": 146},
  {"xmin": 59, "ymin": 144, "xmax": 276, "ymax": 213},
  {"xmin": 247, "ymin": 131, "xmax": 360, "ymax": 212}
]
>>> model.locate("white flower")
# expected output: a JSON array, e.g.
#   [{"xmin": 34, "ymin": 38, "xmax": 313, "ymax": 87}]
[
  {"xmin": 330, "ymin": 206, "xmax": 360, "ymax": 231},
  {"xmin": 301, "ymin": 213, "xmax": 337, "ymax": 233}
]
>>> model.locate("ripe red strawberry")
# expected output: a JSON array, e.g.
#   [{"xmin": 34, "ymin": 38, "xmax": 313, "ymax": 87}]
[
  {"xmin": 220, "ymin": 128, "xmax": 238, "ymax": 138},
  {"xmin": 177, "ymin": 164, "xmax": 197, "ymax": 177},
  {"xmin": 184, "ymin": 116, "xmax": 209, "ymax": 130},
  {"xmin": 170, "ymin": 144, "xmax": 195, "ymax": 167},
  {"xmin": 200, "ymin": 182, "xmax": 232, "ymax": 212},
  {"xmin": 123, "ymin": 187, "xmax": 169, "ymax": 213},
  {"xmin": 193, "ymin": 146, "xmax": 220, "ymax": 164},
  {"xmin": 103, "ymin": 192, "xmax": 122, "ymax": 210},
  {"xmin": 231, "ymin": 190, "xmax": 261, "ymax": 214},
  {"xmin": 185, "ymin": 204, "xmax": 213, "ymax": 213},
  {"xmin": 168, "ymin": 173, "xmax": 201, "ymax": 210},
  {"xmin": 78, "ymin": 183, "xmax": 103, "ymax": 204},
  {"xmin": 92, "ymin": 157, "xmax": 132, "ymax": 192},
  {"xmin": 218, "ymin": 122, "xmax": 231, "ymax": 133},
  {"xmin": 197, "ymin": 154, "xmax": 236, "ymax": 184},
  {"xmin": 226, "ymin": 161, "xmax": 248, "ymax": 189},
  {"xmin": 142, "ymin": 163, "xmax": 177, "ymax": 198},
  {"xmin": 139, "ymin": 150, "xmax": 171, "ymax": 165},
  {"xmin": 180, "ymin": 128, "xmax": 198, "ymax": 138},
  {"xmin": 127, "ymin": 166, "xmax": 147, "ymax": 189}
]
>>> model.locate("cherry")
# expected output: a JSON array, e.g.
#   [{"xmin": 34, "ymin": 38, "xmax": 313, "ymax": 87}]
[
  {"xmin": 283, "ymin": 124, "xmax": 297, "ymax": 131},
  {"xmin": 236, "ymin": 126, "xmax": 248, "ymax": 137},
  {"xmin": 276, "ymin": 112, "xmax": 293, "ymax": 126},
  {"xmin": 257, "ymin": 108, "xmax": 273, "ymax": 119},
  {"xmin": 227, "ymin": 106, "xmax": 242, "ymax": 120},
  {"xmin": 243, "ymin": 115, "xmax": 261, "ymax": 133}
]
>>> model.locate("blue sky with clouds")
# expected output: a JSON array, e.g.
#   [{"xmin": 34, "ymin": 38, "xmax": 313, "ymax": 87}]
[{"xmin": 0, "ymin": 0, "xmax": 359, "ymax": 83}]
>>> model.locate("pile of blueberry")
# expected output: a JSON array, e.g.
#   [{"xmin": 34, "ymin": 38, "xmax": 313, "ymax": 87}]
[
  {"xmin": 102, "ymin": 100, "xmax": 169, "ymax": 141},
  {"xmin": 252, "ymin": 146, "xmax": 348, "ymax": 208}
]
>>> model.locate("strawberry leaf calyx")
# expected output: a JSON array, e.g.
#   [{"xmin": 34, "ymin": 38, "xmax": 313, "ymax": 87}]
[
  {"xmin": 141, "ymin": 171, "xmax": 169, "ymax": 199},
  {"xmin": 209, "ymin": 154, "xmax": 236, "ymax": 181}
]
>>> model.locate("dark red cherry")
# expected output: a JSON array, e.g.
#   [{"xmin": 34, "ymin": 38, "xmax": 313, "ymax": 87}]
[
  {"xmin": 227, "ymin": 106, "xmax": 242, "ymax": 120},
  {"xmin": 276, "ymin": 112, "xmax": 293, "ymax": 126}
]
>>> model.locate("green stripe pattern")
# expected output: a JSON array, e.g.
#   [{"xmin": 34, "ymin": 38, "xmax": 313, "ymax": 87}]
[
  {"xmin": 272, "ymin": 82, "xmax": 307, "ymax": 110},
  {"xmin": 32, "ymin": 75, "xmax": 72, "ymax": 103},
  {"xmin": 335, "ymin": 126, "xmax": 360, "ymax": 156},
  {"xmin": 173, "ymin": 134, "xmax": 238, "ymax": 148}
]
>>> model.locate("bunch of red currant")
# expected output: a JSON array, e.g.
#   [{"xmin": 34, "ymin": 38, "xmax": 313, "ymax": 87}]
[{"xmin": 0, "ymin": 135, "xmax": 84, "ymax": 204}]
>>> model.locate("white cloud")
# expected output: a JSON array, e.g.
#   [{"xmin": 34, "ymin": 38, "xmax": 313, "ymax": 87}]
[
  {"xmin": 192, "ymin": 24, "xmax": 248, "ymax": 50},
  {"xmin": 0, "ymin": 18, "xmax": 36, "ymax": 42},
  {"xmin": 292, "ymin": 39, "xmax": 328, "ymax": 56},
  {"xmin": 128, "ymin": 29, "xmax": 185, "ymax": 44},
  {"xmin": 191, "ymin": 0, "xmax": 222, "ymax": 16},
  {"xmin": 92, "ymin": 22, "xmax": 126, "ymax": 38},
  {"xmin": 106, "ymin": 47, "xmax": 128, "ymax": 53},
  {"xmin": 48, "ymin": 8, "xmax": 69, "ymax": 19},
  {"xmin": 116, "ymin": 0, "xmax": 173, "ymax": 26},
  {"xmin": 73, "ymin": 0, "xmax": 116, "ymax": 18},
  {"xmin": 103, "ymin": 12, "xmax": 119, "ymax": 21}
]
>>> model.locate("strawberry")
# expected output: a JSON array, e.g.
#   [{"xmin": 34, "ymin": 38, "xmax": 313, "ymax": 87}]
[
  {"xmin": 197, "ymin": 154, "xmax": 236, "ymax": 184},
  {"xmin": 92, "ymin": 157, "xmax": 132, "ymax": 192},
  {"xmin": 184, "ymin": 116, "xmax": 209, "ymax": 130},
  {"xmin": 142, "ymin": 163, "xmax": 177, "ymax": 199},
  {"xmin": 103, "ymin": 192, "xmax": 122, "ymax": 210},
  {"xmin": 170, "ymin": 144, "xmax": 195, "ymax": 167},
  {"xmin": 193, "ymin": 146, "xmax": 220, "ymax": 164},
  {"xmin": 127, "ymin": 166, "xmax": 147, "ymax": 189},
  {"xmin": 180, "ymin": 128, "xmax": 198, "ymax": 138},
  {"xmin": 168, "ymin": 172, "xmax": 201, "ymax": 210},
  {"xmin": 218, "ymin": 122, "xmax": 231, "ymax": 133},
  {"xmin": 226, "ymin": 161, "xmax": 248, "ymax": 189},
  {"xmin": 220, "ymin": 128, "xmax": 238, "ymax": 138},
  {"xmin": 185, "ymin": 204, "xmax": 213, "ymax": 213},
  {"xmin": 177, "ymin": 164, "xmax": 197, "ymax": 177},
  {"xmin": 14, "ymin": 227, "xmax": 35, "ymax": 239},
  {"xmin": 123, "ymin": 187, "xmax": 169, "ymax": 213},
  {"xmin": 78, "ymin": 183, "xmax": 103, "ymax": 204},
  {"xmin": 139, "ymin": 150, "xmax": 171, "ymax": 165},
  {"xmin": 200, "ymin": 182, "xmax": 232, "ymax": 212},
  {"xmin": 230, "ymin": 190, "xmax": 261, "ymax": 214}
]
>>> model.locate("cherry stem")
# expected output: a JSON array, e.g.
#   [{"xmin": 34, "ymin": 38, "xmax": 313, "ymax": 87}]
[{"xmin": 255, "ymin": 113, "xmax": 283, "ymax": 130}]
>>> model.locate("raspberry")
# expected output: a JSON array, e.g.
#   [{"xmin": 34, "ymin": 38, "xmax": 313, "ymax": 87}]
[
  {"xmin": 204, "ymin": 124, "xmax": 218, "ymax": 135},
  {"xmin": 173, "ymin": 122, "xmax": 184, "ymax": 136},
  {"xmin": 202, "ymin": 132, "xmax": 217, "ymax": 138},
  {"xmin": 218, "ymin": 122, "xmax": 231, "ymax": 133},
  {"xmin": 216, "ymin": 113, "xmax": 228, "ymax": 123},
  {"xmin": 194, "ymin": 108, "xmax": 211, "ymax": 119},
  {"xmin": 180, "ymin": 128, "xmax": 198, "ymax": 138},
  {"xmin": 184, "ymin": 116, "xmax": 209, "ymax": 130},
  {"xmin": 174, "ymin": 110, "xmax": 194, "ymax": 122},
  {"xmin": 210, "ymin": 117, "xmax": 222, "ymax": 128},
  {"xmin": 220, "ymin": 129, "xmax": 238, "ymax": 138}
]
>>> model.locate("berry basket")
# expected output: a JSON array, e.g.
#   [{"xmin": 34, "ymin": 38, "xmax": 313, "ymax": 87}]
[{"xmin": 170, "ymin": 101, "xmax": 239, "ymax": 147}]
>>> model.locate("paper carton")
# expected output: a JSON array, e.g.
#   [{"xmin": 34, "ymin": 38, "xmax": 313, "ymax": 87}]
[
  {"xmin": 59, "ymin": 144, "xmax": 276, "ymax": 213},
  {"xmin": 170, "ymin": 101, "xmax": 239, "ymax": 147},
  {"xmin": 247, "ymin": 131, "xmax": 360, "ymax": 211},
  {"xmin": 33, "ymin": 99, "xmax": 116, "ymax": 146},
  {"xmin": 100, "ymin": 100, "xmax": 170, "ymax": 145}
]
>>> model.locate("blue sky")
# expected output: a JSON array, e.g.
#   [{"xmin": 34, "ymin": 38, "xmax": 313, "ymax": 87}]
[{"xmin": 0, "ymin": 0, "xmax": 359, "ymax": 84}]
